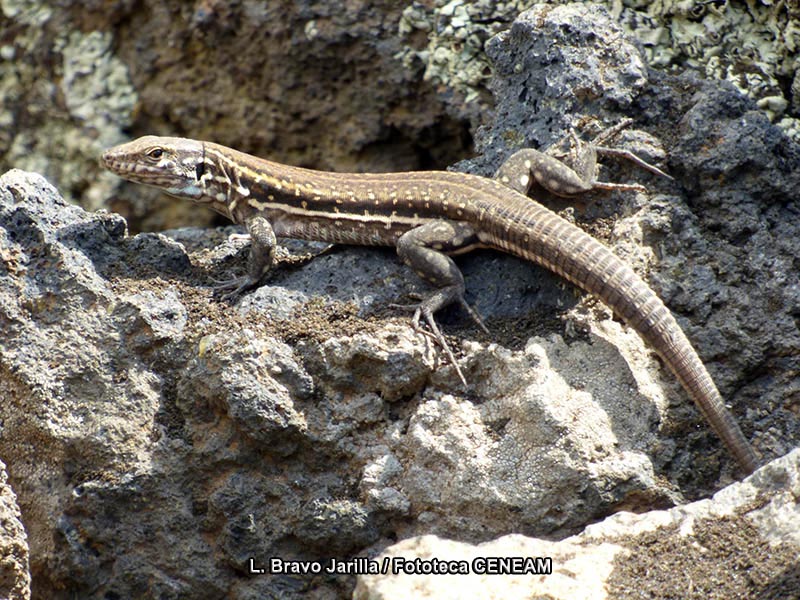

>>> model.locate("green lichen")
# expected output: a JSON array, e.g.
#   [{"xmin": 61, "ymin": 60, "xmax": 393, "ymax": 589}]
[
  {"xmin": 608, "ymin": 0, "xmax": 800, "ymax": 139},
  {"xmin": 398, "ymin": 0, "xmax": 800, "ymax": 140},
  {"xmin": 0, "ymin": 0, "xmax": 52, "ymax": 26},
  {"xmin": 398, "ymin": 1, "xmax": 532, "ymax": 104},
  {"xmin": 0, "ymin": 14, "xmax": 137, "ymax": 208},
  {"xmin": 61, "ymin": 31, "xmax": 137, "ymax": 146}
]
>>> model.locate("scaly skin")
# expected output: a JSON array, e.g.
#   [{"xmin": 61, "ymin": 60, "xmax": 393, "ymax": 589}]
[{"xmin": 102, "ymin": 135, "xmax": 760, "ymax": 474}]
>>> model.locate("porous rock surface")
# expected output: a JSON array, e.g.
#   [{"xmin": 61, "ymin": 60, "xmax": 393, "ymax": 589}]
[
  {"xmin": 355, "ymin": 449, "xmax": 800, "ymax": 600},
  {"xmin": 0, "ymin": 3, "xmax": 798, "ymax": 599},
  {"xmin": 0, "ymin": 460, "xmax": 30, "ymax": 600},
  {"xmin": 4, "ymin": 0, "xmax": 798, "ymax": 231}
]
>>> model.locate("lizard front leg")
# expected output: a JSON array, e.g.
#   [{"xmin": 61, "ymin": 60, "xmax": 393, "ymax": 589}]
[
  {"xmin": 396, "ymin": 220, "xmax": 488, "ymax": 387},
  {"xmin": 494, "ymin": 144, "xmax": 604, "ymax": 196},
  {"xmin": 212, "ymin": 215, "xmax": 277, "ymax": 299}
]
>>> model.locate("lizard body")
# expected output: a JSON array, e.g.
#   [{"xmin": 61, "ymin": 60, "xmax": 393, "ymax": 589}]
[{"xmin": 101, "ymin": 133, "xmax": 759, "ymax": 474}]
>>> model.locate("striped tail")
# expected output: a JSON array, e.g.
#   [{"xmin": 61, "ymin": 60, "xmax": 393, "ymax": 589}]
[{"xmin": 488, "ymin": 201, "xmax": 759, "ymax": 474}]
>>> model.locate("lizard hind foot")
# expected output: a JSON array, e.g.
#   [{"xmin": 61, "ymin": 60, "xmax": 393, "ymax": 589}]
[
  {"xmin": 410, "ymin": 304, "xmax": 469, "ymax": 389},
  {"xmin": 390, "ymin": 291, "xmax": 488, "ymax": 387}
]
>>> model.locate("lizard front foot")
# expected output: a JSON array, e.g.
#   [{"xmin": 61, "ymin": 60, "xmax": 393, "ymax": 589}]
[{"xmin": 209, "ymin": 274, "xmax": 261, "ymax": 301}]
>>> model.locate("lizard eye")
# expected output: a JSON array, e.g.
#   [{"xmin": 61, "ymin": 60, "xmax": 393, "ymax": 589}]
[
  {"xmin": 147, "ymin": 148, "xmax": 164, "ymax": 160},
  {"xmin": 195, "ymin": 161, "xmax": 205, "ymax": 180}
]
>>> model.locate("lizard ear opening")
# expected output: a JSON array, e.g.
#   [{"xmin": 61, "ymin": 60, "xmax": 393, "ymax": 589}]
[{"xmin": 195, "ymin": 161, "xmax": 205, "ymax": 180}]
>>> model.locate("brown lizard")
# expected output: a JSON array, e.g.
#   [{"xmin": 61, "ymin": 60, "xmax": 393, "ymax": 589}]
[{"xmin": 101, "ymin": 122, "xmax": 760, "ymax": 474}]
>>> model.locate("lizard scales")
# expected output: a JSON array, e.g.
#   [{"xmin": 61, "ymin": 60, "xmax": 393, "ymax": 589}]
[{"xmin": 102, "ymin": 136, "xmax": 760, "ymax": 474}]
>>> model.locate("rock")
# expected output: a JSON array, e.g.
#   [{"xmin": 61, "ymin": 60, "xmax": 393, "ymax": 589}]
[
  {"xmin": 355, "ymin": 449, "xmax": 800, "ymax": 600},
  {"xmin": 0, "ymin": 0, "xmax": 472, "ymax": 230},
  {"xmin": 0, "ymin": 460, "xmax": 30, "ymax": 600},
  {"xmin": 4, "ymin": 0, "xmax": 800, "ymax": 232},
  {"xmin": 1, "ymin": 3, "xmax": 798, "ymax": 599}
]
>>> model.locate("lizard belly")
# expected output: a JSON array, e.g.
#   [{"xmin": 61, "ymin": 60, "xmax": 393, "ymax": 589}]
[{"xmin": 270, "ymin": 213, "xmax": 410, "ymax": 246}]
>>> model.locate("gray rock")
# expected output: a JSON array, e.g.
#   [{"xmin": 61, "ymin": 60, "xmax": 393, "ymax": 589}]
[
  {"xmin": 457, "ymin": 4, "xmax": 800, "ymax": 486},
  {"xmin": 0, "ymin": 460, "xmax": 30, "ymax": 600},
  {"xmin": 1, "ymin": 3, "xmax": 798, "ymax": 599},
  {"xmin": 355, "ymin": 449, "xmax": 800, "ymax": 600},
  {"xmin": 460, "ymin": 2, "xmax": 649, "ymax": 175}
]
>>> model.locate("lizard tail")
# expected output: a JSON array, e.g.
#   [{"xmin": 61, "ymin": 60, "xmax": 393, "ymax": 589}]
[{"xmin": 487, "ymin": 200, "xmax": 759, "ymax": 474}]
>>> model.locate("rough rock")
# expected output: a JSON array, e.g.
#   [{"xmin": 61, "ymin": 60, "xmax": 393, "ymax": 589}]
[
  {"xmin": 355, "ymin": 449, "xmax": 800, "ymax": 600},
  {"xmin": 457, "ymin": 4, "xmax": 800, "ymax": 487},
  {"xmin": 0, "ymin": 0, "xmax": 473, "ymax": 231},
  {"xmin": 0, "ymin": 460, "xmax": 30, "ymax": 600},
  {"xmin": 0, "ymin": 3, "xmax": 799, "ymax": 599},
  {"xmin": 3, "ymin": 0, "xmax": 798, "ymax": 233}
]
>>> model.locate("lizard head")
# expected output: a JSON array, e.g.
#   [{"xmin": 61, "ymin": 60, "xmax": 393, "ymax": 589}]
[{"xmin": 101, "ymin": 136, "xmax": 212, "ymax": 202}]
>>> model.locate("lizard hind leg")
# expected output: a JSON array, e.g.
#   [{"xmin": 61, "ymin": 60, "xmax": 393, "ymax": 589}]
[{"xmin": 395, "ymin": 220, "xmax": 486, "ymax": 387}]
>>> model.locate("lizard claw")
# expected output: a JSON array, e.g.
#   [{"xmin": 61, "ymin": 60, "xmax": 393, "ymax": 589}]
[
  {"xmin": 410, "ymin": 305, "xmax": 469, "ymax": 389},
  {"xmin": 392, "ymin": 292, "xmax": 487, "ymax": 388},
  {"xmin": 391, "ymin": 294, "xmax": 487, "ymax": 334},
  {"xmin": 388, "ymin": 293, "xmax": 424, "ymax": 313},
  {"xmin": 457, "ymin": 297, "xmax": 489, "ymax": 335}
]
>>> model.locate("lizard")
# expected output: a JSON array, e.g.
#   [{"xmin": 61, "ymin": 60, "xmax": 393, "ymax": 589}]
[{"xmin": 100, "ymin": 122, "xmax": 760, "ymax": 475}]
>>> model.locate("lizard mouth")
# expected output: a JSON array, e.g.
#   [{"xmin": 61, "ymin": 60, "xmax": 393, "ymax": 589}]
[{"xmin": 100, "ymin": 150, "xmax": 119, "ymax": 172}]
